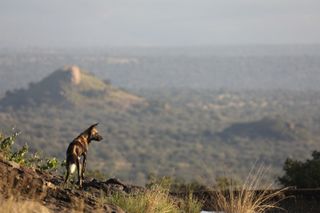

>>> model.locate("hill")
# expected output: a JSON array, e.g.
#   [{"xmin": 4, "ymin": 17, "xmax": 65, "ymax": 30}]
[
  {"xmin": 0, "ymin": 80, "xmax": 319, "ymax": 186},
  {"xmin": 0, "ymin": 65, "xmax": 145, "ymax": 109},
  {"xmin": 219, "ymin": 117, "xmax": 309, "ymax": 141}
]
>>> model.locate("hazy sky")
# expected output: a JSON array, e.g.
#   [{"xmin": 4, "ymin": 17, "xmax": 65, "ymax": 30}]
[{"xmin": 1, "ymin": 0, "xmax": 320, "ymax": 47}]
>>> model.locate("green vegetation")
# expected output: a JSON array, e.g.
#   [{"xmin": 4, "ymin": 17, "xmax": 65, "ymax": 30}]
[
  {"xmin": 1, "ymin": 88, "xmax": 320, "ymax": 186},
  {"xmin": 1, "ymin": 67, "xmax": 320, "ymax": 186},
  {"xmin": 0, "ymin": 131, "xmax": 60, "ymax": 172},
  {"xmin": 0, "ymin": 131, "xmax": 21, "ymax": 159},
  {"xmin": 278, "ymin": 150, "xmax": 320, "ymax": 188}
]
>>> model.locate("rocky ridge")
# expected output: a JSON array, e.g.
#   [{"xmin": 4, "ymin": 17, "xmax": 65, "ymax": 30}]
[{"xmin": 0, "ymin": 154, "xmax": 144, "ymax": 212}]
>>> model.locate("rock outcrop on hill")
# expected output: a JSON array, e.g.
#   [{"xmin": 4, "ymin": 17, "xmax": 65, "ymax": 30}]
[
  {"xmin": 0, "ymin": 154, "xmax": 144, "ymax": 212},
  {"xmin": 0, "ymin": 65, "xmax": 145, "ymax": 109}
]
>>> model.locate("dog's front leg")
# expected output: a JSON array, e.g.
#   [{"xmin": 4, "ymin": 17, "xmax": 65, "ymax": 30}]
[{"xmin": 82, "ymin": 153, "xmax": 87, "ymax": 181}]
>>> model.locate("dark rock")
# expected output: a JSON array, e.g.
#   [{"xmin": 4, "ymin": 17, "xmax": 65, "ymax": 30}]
[{"xmin": 0, "ymin": 156, "xmax": 129, "ymax": 213}]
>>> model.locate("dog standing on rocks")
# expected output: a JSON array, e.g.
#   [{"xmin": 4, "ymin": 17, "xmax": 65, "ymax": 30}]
[{"xmin": 64, "ymin": 123, "xmax": 103, "ymax": 187}]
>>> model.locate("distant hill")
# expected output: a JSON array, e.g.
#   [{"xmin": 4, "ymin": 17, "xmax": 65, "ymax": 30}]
[
  {"xmin": 0, "ymin": 65, "xmax": 145, "ymax": 109},
  {"xmin": 219, "ymin": 117, "xmax": 309, "ymax": 141}
]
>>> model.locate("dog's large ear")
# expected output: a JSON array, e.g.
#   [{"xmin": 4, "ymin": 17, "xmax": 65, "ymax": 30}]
[
  {"xmin": 89, "ymin": 123, "xmax": 99, "ymax": 129},
  {"xmin": 87, "ymin": 123, "xmax": 99, "ymax": 133}
]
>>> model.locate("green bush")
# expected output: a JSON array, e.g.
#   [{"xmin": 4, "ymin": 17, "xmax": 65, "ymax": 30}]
[
  {"xmin": 9, "ymin": 144, "xmax": 29, "ymax": 164},
  {"xmin": 278, "ymin": 150, "xmax": 320, "ymax": 188},
  {"xmin": 0, "ymin": 131, "xmax": 20, "ymax": 158},
  {"xmin": 39, "ymin": 157, "xmax": 59, "ymax": 171},
  {"xmin": 0, "ymin": 130, "xmax": 60, "ymax": 172}
]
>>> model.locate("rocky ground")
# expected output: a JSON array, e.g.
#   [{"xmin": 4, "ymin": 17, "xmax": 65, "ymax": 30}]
[
  {"xmin": 2, "ymin": 152, "xmax": 319, "ymax": 213},
  {"xmin": 0, "ymin": 154, "xmax": 144, "ymax": 212}
]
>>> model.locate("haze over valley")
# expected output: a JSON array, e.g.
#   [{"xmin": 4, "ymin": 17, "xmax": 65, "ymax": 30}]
[
  {"xmin": 1, "ymin": 45, "xmax": 320, "ymax": 93},
  {"xmin": 1, "ymin": 45, "xmax": 320, "ymax": 185}
]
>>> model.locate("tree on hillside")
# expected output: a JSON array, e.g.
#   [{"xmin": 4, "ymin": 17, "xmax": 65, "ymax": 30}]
[{"xmin": 278, "ymin": 151, "xmax": 320, "ymax": 188}]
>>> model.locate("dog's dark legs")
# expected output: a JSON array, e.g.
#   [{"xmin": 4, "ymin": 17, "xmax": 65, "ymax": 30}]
[
  {"xmin": 81, "ymin": 154, "xmax": 86, "ymax": 181},
  {"xmin": 64, "ymin": 164, "xmax": 70, "ymax": 184},
  {"xmin": 76, "ymin": 158, "xmax": 82, "ymax": 188},
  {"xmin": 76, "ymin": 157, "xmax": 83, "ymax": 188}
]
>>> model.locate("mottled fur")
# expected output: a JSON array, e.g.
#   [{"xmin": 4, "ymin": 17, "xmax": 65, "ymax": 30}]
[{"xmin": 64, "ymin": 123, "xmax": 103, "ymax": 187}]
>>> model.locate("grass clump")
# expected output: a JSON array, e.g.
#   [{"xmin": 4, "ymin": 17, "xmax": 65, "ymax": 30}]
[
  {"xmin": 0, "ymin": 196, "xmax": 50, "ymax": 213},
  {"xmin": 108, "ymin": 185, "xmax": 178, "ymax": 213},
  {"xmin": 107, "ymin": 183, "xmax": 203, "ymax": 213},
  {"xmin": 178, "ymin": 191, "xmax": 203, "ymax": 213},
  {"xmin": 213, "ymin": 166, "xmax": 287, "ymax": 213}
]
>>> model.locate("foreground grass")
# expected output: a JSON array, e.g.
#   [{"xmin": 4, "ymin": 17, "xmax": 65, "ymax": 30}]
[
  {"xmin": 213, "ymin": 166, "xmax": 287, "ymax": 213},
  {"xmin": 0, "ymin": 196, "xmax": 50, "ymax": 213},
  {"xmin": 107, "ymin": 185, "xmax": 202, "ymax": 213}
]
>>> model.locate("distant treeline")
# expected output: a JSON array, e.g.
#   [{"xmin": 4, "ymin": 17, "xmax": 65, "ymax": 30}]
[{"xmin": 1, "ymin": 46, "xmax": 320, "ymax": 94}]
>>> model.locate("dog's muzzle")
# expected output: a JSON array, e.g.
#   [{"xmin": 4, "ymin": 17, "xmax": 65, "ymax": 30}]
[{"xmin": 94, "ymin": 135, "xmax": 103, "ymax": 141}]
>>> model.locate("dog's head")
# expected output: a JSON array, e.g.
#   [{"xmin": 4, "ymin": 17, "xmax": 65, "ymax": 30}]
[{"xmin": 88, "ymin": 123, "xmax": 103, "ymax": 142}]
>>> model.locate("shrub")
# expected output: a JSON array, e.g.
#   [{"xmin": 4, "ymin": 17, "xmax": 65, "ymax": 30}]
[
  {"xmin": 0, "ymin": 130, "xmax": 60, "ymax": 172},
  {"xmin": 278, "ymin": 150, "xmax": 320, "ymax": 188},
  {"xmin": 0, "ymin": 131, "xmax": 20, "ymax": 159},
  {"xmin": 39, "ymin": 157, "xmax": 59, "ymax": 171},
  {"xmin": 9, "ymin": 144, "xmax": 29, "ymax": 164}
]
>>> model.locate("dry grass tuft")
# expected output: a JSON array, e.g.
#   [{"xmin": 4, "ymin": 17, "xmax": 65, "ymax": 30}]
[
  {"xmin": 107, "ymin": 184, "xmax": 203, "ymax": 213},
  {"xmin": 213, "ymin": 166, "xmax": 287, "ymax": 213},
  {"xmin": 108, "ymin": 185, "xmax": 179, "ymax": 213},
  {"xmin": 0, "ymin": 196, "xmax": 51, "ymax": 213}
]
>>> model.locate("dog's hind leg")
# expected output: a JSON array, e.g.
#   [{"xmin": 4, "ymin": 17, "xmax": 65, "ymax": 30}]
[
  {"xmin": 76, "ymin": 157, "xmax": 83, "ymax": 188},
  {"xmin": 65, "ymin": 154, "xmax": 77, "ymax": 185},
  {"xmin": 64, "ymin": 163, "xmax": 77, "ymax": 184},
  {"xmin": 64, "ymin": 167, "xmax": 70, "ymax": 184}
]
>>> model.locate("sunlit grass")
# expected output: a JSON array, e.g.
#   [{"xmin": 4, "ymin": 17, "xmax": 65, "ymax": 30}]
[
  {"xmin": 0, "ymin": 196, "xmax": 51, "ymax": 213},
  {"xmin": 107, "ymin": 185, "xmax": 179, "ymax": 213},
  {"xmin": 213, "ymin": 166, "xmax": 287, "ymax": 213},
  {"xmin": 178, "ymin": 191, "xmax": 203, "ymax": 213},
  {"xmin": 107, "ymin": 184, "xmax": 203, "ymax": 213}
]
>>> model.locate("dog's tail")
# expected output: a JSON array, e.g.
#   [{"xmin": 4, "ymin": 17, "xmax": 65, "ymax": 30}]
[
  {"xmin": 67, "ymin": 154, "xmax": 78, "ymax": 174},
  {"xmin": 69, "ymin": 164, "xmax": 77, "ymax": 174}
]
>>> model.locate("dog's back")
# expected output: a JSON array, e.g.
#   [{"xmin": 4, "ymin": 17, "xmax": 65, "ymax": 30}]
[
  {"xmin": 67, "ymin": 139, "xmax": 88, "ymax": 158},
  {"xmin": 66, "ymin": 139, "xmax": 88, "ymax": 174}
]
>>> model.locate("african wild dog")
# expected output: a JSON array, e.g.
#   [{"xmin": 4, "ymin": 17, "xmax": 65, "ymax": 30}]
[{"xmin": 64, "ymin": 123, "xmax": 103, "ymax": 187}]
